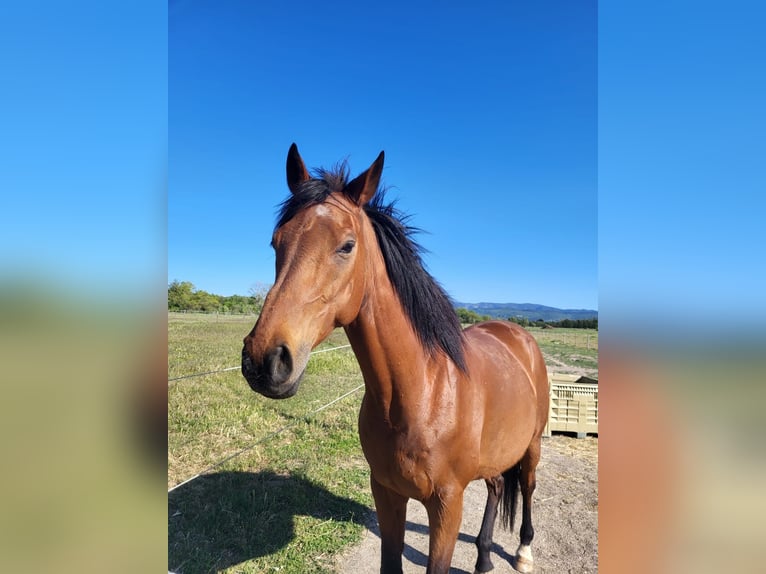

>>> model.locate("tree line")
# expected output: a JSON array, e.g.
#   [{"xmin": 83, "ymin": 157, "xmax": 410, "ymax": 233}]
[
  {"xmin": 167, "ymin": 283, "xmax": 597, "ymax": 330},
  {"xmin": 456, "ymin": 308, "xmax": 597, "ymax": 330},
  {"xmin": 167, "ymin": 280, "xmax": 266, "ymax": 314}
]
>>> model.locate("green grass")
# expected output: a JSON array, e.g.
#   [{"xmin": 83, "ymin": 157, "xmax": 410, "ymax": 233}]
[
  {"xmin": 529, "ymin": 327, "xmax": 599, "ymax": 374},
  {"xmin": 529, "ymin": 326, "xmax": 598, "ymax": 350},
  {"xmin": 168, "ymin": 314, "xmax": 370, "ymax": 573},
  {"xmin": 168, "ymin": 314, "xmax": 599, "ymax": 573}
]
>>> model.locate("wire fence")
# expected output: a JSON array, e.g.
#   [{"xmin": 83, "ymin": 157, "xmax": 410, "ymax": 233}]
[
  {"xmin": 168, "ymin": 324, "xmax": 597, "ymax": 492},
  {"xmin": 168, "ymin": 343, "xmax": 359, "ymax": 492},
  {"xmin": 531, "ymin": 330, "xmax": 598, "ymax": 350},
  {"xmin": 167, "ymin": 344, "xmax": 352, "ymax": 383},
  {"xmin": 168, "ymin": 310, "xmax": 259, "ymax": 323},
  {"xmin": 168, "ymin": 382, "xmax": 364, "ymax": 493}
]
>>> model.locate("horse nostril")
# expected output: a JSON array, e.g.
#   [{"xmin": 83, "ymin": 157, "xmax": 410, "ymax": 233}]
[
  {"xmin": 241, "ymin": 348, "xmax": 254, "ymax": 376},
  {"xmin": 265, "ymin": 344, "xmax": 292, "ymax": 385}
]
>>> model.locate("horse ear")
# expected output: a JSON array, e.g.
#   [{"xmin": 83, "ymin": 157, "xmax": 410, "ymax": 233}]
[
  {"xmin": 345, "ymin": 151, "xmax": 384, "ymax": 206},
  {"xmin": 286, "ymin": 143, "xmax": 310, "ymax": 195}
]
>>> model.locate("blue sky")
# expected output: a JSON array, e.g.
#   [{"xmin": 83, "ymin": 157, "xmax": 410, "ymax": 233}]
[
  {"xmin": 168, "ymin": 0, "xmax": 598, "ymax": 310},
  {"xmin": 599, "ymin": 1, "xmax": 765, "ymax": 332},
  {"xmin": 2, "ymin": 1, "xmax": 760, "ymax": 327},
  {"xmin": 0, "ymin": 2, "xmax": 166, "ymax": 298}
]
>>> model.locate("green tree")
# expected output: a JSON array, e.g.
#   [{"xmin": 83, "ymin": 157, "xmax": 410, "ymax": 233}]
[
  {"xmin": 192, "ymin": 290, "xmax": 221, "ymax": 312},
  {"xmin": 547, "ymin": 317, "xmax": 598, "ymax": 330},
  {"xmin": 456, "ymin": 308, "xmax": 488, "ymax": 324},
  {"xmin": 168, "ymin": 280, "xmax": 195, "ymax": 311},
  {"xmin": 168, "ymin": 280, "xmax": 273, "ymax": 314},
  {"xmin": 248, "ymin": 283, "xmax": 270, "ymax": 314}
]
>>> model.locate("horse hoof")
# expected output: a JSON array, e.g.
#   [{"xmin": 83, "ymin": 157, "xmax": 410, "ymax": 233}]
[
  {"xmin": 514, "ymin": 544, "xmax": 534, "ymax": 573},
  {"xmin": 473, "ymin": 558, "xmax": 494, "ymax": 574},
  {"xmin": 515, "ymin": 558, "xmax": 533, "ymax": 573}
]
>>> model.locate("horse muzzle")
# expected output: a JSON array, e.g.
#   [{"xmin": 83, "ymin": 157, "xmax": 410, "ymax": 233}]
[{"xmin": 241, "ymin": 343, "xmax": 304, "ymax": 399}]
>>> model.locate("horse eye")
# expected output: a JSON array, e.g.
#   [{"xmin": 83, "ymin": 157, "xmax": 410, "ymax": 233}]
[{"xmin": 338, "ymin": 240, "xmax": 356, "ymax": 255}]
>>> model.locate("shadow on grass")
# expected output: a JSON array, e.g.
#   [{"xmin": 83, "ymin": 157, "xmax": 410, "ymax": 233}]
[{"xmin": 168, "ymin": 470, "xmax": 371, "ymax": 573}]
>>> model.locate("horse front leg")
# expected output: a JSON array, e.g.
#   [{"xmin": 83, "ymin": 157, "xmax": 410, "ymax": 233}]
[
  {"xmin": 370, "ymin": 476, "xmax": 408, "ymax": 574},
  {"xmin": 424, "ymin": 484, "xmax": 465, "ymax": 574}
]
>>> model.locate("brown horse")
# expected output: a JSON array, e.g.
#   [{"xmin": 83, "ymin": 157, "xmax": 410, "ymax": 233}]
[{"xmin": 242, "ymin": 144, "xmax": 549, "ymax": 574}]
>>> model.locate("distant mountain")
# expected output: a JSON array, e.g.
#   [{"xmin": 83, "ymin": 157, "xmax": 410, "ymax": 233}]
[{"xmin": 453, "ymin": 301, "xmax": 598, "ymax": 322}]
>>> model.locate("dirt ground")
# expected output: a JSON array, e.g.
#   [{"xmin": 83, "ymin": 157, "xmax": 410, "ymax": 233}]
[{"xmin": 336, "ymin": 435, "xmax": 598, "ymax": 573}]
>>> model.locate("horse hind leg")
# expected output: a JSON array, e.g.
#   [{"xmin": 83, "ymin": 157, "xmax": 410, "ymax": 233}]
[
  {"xmin": 474, "ymin": 475, "xmax": 503, "ymax": 574},
  {"xmin": 515, "ymin": 437, "xmax": 542, "ymax": 573}
]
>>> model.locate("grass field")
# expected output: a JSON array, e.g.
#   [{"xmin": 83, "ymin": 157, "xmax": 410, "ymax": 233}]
[
  {"xmin": 529, "ymin": 327, "xmax": 599, "ymax": 374},
  {"xmin": 169, "ymin": 313, "xmax": 370, "ymax": 573},
  {"xmin": 168, "ymin": 312, "xmax": 598, "ymax": 573}
]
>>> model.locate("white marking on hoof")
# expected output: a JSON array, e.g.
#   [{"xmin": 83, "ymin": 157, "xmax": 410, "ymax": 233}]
[{"xmin": 515, "ymin": 544, "xmax": 534, "ymax": 573}]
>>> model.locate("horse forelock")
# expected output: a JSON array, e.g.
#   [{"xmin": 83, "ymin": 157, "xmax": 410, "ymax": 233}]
[{"xmin": 275, "ymin": 162, "xmax": 348, "ymax": 231}]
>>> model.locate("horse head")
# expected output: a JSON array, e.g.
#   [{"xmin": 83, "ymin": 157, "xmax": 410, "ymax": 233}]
[{"xmin": 241, "ymin": 144, "xmax": 383, "ymax": 399}]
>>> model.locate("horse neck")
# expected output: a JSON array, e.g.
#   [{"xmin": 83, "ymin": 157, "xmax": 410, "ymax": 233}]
[{"xmin": 343, "ymin": 250, "xmax": 435, "ymax": 415}]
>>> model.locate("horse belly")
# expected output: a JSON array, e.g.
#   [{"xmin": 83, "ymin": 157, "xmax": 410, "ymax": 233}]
[
  {"xmin": 476, "ymin": 375, "xmax": 538, "ymax": 477},
  {"xmin": 477, "ymin": 423, "xmax": 534, "ymax": 477}
]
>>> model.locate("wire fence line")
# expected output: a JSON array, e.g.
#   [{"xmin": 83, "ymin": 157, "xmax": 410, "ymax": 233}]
[
  {"xmin": 168, "ymin": 366, "xmax": 241, "ymax": 383},
  {"xmin": 167, "ymin": 344, "xmax": 353, "ymax": 383},
  {"xmin": 168, "ymin": 342, "xmax": 360, "ymax": 493},
  {"xmin": 168, "ymin": 382, "xmax": 365, "ymax": 493}
]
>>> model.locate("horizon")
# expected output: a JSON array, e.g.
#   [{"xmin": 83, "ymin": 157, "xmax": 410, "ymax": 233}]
[
  {"xmin": 168, "ymin": 279, "xmax": 598, "ymax": 313},
  {"xmin": 456, "ymin": 300, "xmax": 598, "ymax": 312}
]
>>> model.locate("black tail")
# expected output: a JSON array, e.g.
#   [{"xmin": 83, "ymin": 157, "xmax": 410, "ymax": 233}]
[{"xmin": 500, "ymin": 463, "xmax": 521, "ymax": 531}]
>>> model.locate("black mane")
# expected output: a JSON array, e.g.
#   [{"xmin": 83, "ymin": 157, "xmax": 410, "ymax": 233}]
[{"xmin": 275, "ymin": 163, "xmax": 467, "ymax": 372}]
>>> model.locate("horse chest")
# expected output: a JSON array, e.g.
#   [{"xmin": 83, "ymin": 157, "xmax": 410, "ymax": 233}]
[{"xmin": 360, "ymin": 425, "xmax": 437, "ymax": 499}]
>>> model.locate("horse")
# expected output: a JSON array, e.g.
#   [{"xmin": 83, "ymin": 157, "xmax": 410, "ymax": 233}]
[{"xmin": 242, "ymin": 144, "xmax": 549, "ymax": 574}]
